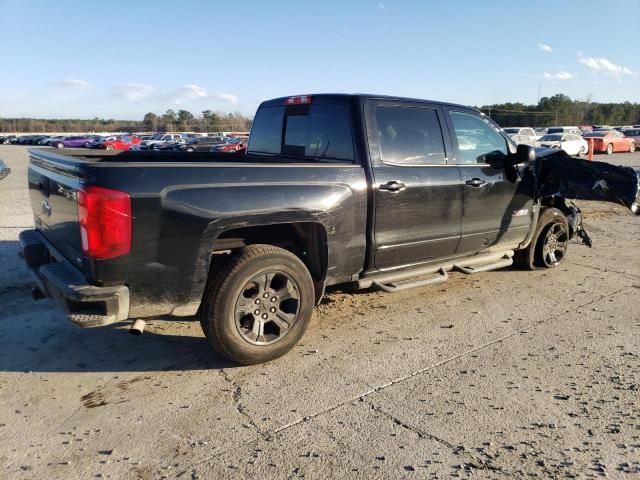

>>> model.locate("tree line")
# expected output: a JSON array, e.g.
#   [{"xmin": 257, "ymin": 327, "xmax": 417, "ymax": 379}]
[
  {"xmin": 479, "ymin": 94, "xmax": 640, "ymax": 128},
  {"xmin": 2, "ymin": 95, "xmax": 639, "ymax": 133},
  {"xmin": 0, "ymin": 109, "xmax": 253, "ymax": 133}
]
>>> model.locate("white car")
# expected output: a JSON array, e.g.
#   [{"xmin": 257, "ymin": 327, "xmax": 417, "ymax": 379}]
[
  {"xmin": 537, "ymin": 133, "xmax": 589, "ymax": 157},
  {"xmin": 503, "ymin": 127, "xmax": 537, "ymax": 143}
]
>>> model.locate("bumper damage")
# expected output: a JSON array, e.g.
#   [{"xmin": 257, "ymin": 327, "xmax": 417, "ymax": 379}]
[{"xmin": 19, "ymin": 229, "xmax": 130, "ymax": 328}]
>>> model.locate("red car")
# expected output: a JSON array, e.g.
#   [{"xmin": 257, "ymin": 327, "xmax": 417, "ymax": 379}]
[
  {"xmin": 583, "ymin": 130, "xmax": 636, "ymax": 154},
  {"xmin": 210, "ymin": 137, "xmax": 248, "ymax": 154},
  {"xmin": 99, "ymin": 135, "xmax": 141, "ymax": 151}
]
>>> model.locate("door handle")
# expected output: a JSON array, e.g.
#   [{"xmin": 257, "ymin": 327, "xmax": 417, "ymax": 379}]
[
  {"xmin": 465, "ymin": 178, "xmax": 486, "ymax": 187},
  {"xmin": 379, "ymin": 181, "xmax": 406, "ymax": 192}
]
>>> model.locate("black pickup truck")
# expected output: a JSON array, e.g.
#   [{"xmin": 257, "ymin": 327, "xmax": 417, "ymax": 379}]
[{"xmin": 19, "ymin": 94, "xmax": 639, "ymax": 364}]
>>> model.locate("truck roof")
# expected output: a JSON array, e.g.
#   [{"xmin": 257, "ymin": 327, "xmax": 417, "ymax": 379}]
[{"xmin": 260, "ymin": 93, "xmax": 479, "ymax": 112}]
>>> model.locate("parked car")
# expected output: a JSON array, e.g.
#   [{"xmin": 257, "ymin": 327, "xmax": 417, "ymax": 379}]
[
  {"xmin": 133, "ymin": 133, "xmax": 184, "ymax": 150},
  {"xmin": 0, "ymin": 159, "xmax": 10, "ymax": 180},
  {"xmin": 54, "ymin": 135, "xmax": 98, "ymax": 148},
  {"xmin": 537, "ymin": 133, "xmax": 589, "ymax": 156},
  {"xmin": 503, "ymin": 127, "xmax": 537, "ymax": 144},
  {"xmin": 17, "ymin": 93, "xmax": 640, "ymax": 365},
  {"xmin": 86, "ymin": 136, "xmax": 111, "ymax": 148},
  {"xmin": 1, "ymin": 135, "xmax": 17, "ymax": 144},
  {"xmin": 546, "ymin": 126, "xmax": 582, "ymax": 136},
  {"xmin": 98, "ymin": 135, "xmax": 141, "ymax": 151},
  {"xmin": 582, "ymin": 130, "xmax": 636, "ymax": 154},
  {"xmin": 508, "ymin": 134, "xmax": 536, "ymax": 147},
  {"xmin": 621, "ymin": 128, "xmax": 640, "ymax": 146},
  {"xmin": 210, "ymin": 136, "xmax": 248, "ymax": 153},
  {"xmin": 592, "ymin": 125, "xmax": 612, "ymax": 131},
  {"xmin": 160, "ymin": 136, "xmax": 227, "ymax": 152}
]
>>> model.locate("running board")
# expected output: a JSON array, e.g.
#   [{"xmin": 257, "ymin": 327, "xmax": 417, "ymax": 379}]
[
  {"xmin": 357, "ymin": 250, "xmax": 515, "ymax": 293},
  {"xmin": 373, "ymin": 268, "xmax": 448, "ymax": 293},
  {"xmin": 453, "ymin": 253, "xmax": 513, "ymax": 274}
]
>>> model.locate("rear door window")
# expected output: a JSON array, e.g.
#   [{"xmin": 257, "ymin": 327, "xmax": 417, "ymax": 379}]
[{"xmin": 374, "ymin": 105, "xmax": 447, "ymax": 165}]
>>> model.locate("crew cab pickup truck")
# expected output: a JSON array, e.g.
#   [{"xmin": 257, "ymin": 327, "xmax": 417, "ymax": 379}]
[{"xmin": 19, "ymin": 94, "xmax": 640, "ymax": 365}]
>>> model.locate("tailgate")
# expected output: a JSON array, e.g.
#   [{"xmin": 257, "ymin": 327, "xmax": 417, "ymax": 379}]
[{"xmin": 28, "ymin": 151, "xmax": 84, "ymax": 266}]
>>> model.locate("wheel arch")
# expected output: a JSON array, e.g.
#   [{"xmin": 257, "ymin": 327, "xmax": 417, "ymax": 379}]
[{"xmin": 207, "ymin": 221, "xmax": 329, "ymax": 304}]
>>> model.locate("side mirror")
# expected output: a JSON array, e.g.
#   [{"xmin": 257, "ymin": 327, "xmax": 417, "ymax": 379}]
[{"xmin": 516, "ymin": 144, "xmax": 535, "ymax": 164}]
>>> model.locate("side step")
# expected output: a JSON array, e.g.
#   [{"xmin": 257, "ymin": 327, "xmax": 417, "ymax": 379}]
[
  {"xmin": 453, "ymin": 253, "xmax": 513, "ymax": 274},
  {"xmin": 373, "ymin": 268, "xmax": 448, "ymax": 293},
  {"xmin": 359, "ymin": 250, "xmax": 515, "ymax": 293}
]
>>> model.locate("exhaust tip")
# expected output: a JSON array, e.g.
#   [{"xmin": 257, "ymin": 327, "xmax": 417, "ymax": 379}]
[{"xmin": 129, "ymin": 319, "xmax": 146, "ymax": 336}]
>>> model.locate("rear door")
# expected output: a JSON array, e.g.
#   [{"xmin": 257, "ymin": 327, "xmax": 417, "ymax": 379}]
[
  {"xmin": 365, "ymin": 100, "xmax": 463, "ymax": 269},
  {"xmin": 443, "ymin": 108, "xmax": 533, "ymax": 254}
]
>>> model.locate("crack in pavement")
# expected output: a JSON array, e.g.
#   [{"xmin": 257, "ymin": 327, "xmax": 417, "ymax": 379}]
[
  {"xmin": 175, "ymin": 285, "xmax": 629, "ymax": 476},
  {"xmin": 217, "ymin": 368, "xmax": 265, "ymax": 437},
  {"xmin": 570, "ymin": 261, "xmax": 640, "ymax": 281},
  {"xmin": 366, "ymin": 399, "xmax": 513, "ymax": 477}
]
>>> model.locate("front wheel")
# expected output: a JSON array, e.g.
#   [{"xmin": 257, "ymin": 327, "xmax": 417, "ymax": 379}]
[
  {"xmin": 56, "ymin": 142, "xmax": 64, "ymax": 149},
  {"xmin": 514, "ymin": 207, "xmax": 569, "ymax": 270},
  {"xmin": 199, "ymin": 244, "xmax": 315, "ymax": 365},
  {"xmin": 606, "ymin": 143, "xmax": 613, "ymax": 155},
  {"xmin": 105, "ymin": 144, "xmax": 114, "ymax": 150},
  {"xmin": 577, "ymin": 146, "xmax": 586, "ymax": 157},
  {"xmin": 630, "ymin": 143, "xmax": 636, "ymax": 153}
]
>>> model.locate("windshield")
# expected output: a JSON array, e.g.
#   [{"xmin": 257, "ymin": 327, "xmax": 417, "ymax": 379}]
[
  {"xmin": 583, "ymin": 132, "xmax": 607, "ymax": 137},
  {"xmin": 540, "ymin": 134, "xmax": 562, "ymax": 142},
  {"xmin": 150, "ymin": 134, "xmax": 165, "ymax": 140},
  {"xmin": 228, "ymin": 137, "xmax": 246, "ymax": 144},
  {"xmin": 503, "ymin": 128, "xmax": 519, "ymax": 134}
]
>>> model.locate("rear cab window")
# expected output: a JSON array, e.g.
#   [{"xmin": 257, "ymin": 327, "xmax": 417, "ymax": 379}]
[{"xmin": 248, "ymin": 101, "xmax": 354, "ymax": 161}]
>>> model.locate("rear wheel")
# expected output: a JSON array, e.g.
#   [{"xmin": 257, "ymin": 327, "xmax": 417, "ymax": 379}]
[
  {"xmin": 56, "ymin": 142, "xmax": 64, "ymax": 149},
  {"xmin": 630, "ymin": 143, "xmax": 636, "ymax": 153},
  {"xmin": 577, "ymin": 146, "xmax": 586, "ymax": 157},
  {"xmin": 105, "ymin": 144, "xmax": 115, "ymax": 150},
  {"xmin": 84, "ymin": 142, "xmax": 91, "ymax": 148},
  {"xmin": 199, "ymin": 244, "xmax": 315, "ymax": 365},
  {"xmin": 514, "ymin": 208, "xmax": 569, "ymax": 270},
  {"xmin": 606, "ymin": 143, "xmax": 613, "ymax": 155}
]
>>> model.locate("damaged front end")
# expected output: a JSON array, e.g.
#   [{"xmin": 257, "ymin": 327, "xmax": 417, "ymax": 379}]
[{"xmin": 522, "ymin": 148, "xmax": 640, "ymax": 247}]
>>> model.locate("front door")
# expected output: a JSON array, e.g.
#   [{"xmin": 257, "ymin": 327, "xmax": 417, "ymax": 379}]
[
  {"xmin": 366, "ymin": 100, "xmax": 463, "ymax": 270},
  {"xmin": 443, "ymin": 108, "xmax": 534, "ymax": 254}
]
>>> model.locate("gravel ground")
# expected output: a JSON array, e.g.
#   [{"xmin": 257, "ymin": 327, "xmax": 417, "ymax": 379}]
[{"xmin": 0, "ymin": 146, "xmax": 639, "ymax": 479}]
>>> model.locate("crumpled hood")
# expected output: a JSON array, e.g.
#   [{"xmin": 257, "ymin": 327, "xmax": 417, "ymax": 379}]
[{"xmin": 530, "ymin": 148, "xmax": 640, "ymax": 213}]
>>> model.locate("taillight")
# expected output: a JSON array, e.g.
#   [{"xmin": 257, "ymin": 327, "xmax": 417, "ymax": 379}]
[
  {"xmin": 285, "ymin": 95, "xmax": 312, "ymax": 105},
  {"xmin": 78, "ymin": 186, "xmax": 132, "ymax": 259}
]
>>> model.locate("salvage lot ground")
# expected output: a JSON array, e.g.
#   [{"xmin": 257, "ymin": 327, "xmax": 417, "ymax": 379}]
[{"xmin": 0, "ymin": 145, "xmax": 639, "ymax": 479}]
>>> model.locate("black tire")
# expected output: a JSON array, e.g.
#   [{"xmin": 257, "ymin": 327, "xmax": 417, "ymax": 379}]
[
  {"xmin": 199, "ymin": 244, "xmax": 315, "ymax": 365},
  {"xmin": 514, "ymin": 208, "xmax": 569, "ymax": 270},
  {"xmin": 606, "ymin": 143, "xmax": 613, "ymax": 155}
]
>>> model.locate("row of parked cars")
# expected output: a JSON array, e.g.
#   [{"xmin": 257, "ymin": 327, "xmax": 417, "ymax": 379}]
[
  {"xmin": 505, "ymin": 125, "xmax": 640, "ymax": 157},
  {"xmin": 0, "ymin": 132, "xmax": 250, "ymax": 154}
]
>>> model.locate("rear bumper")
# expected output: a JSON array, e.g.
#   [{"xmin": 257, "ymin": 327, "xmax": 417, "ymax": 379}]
[{"xmin": 19, "ymin": 229, "xmax": 130, "ymax": 328}]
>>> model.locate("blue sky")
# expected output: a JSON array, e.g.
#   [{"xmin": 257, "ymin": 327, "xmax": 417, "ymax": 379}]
[{"xmin": 1, "ymin": 0, "xmax": 638, "ymax": 119}]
